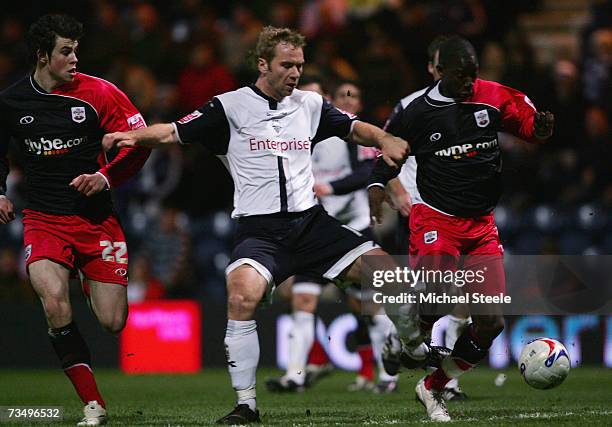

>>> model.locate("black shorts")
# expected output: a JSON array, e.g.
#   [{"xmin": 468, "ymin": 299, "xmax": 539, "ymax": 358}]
[{"xmin": 226, "ymin": 206, "xmax": 378, "ymax": 286}]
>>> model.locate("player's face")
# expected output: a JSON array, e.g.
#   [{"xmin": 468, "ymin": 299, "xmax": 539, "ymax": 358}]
[
  {"xmin": 261, "ymin": 42, "xmax": 304, "ymax": 100},
  {"xmin": 333, "ymin": 83, "xmax": 362, "ymax": 115},
  {"xmin": 46, "ymin": 37, "xmax": 79, "ymax": 84},
  {"xmin": 439, "ymin": 55, "xmax": 478, "ymax": 101}
]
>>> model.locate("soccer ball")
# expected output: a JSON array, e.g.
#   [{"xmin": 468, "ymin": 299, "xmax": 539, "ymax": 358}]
[{"xmin": 518, "ymin": 338, "xmax": 570, "ymax": 389}]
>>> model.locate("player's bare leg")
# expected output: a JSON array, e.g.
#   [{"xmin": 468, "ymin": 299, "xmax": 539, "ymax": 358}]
[
  {"xmin": 88, "ymin": 281, "xmax": 128, "ymax": 334},
  {"xmin": 29, "ymin": 260, "xmax": 107, "ymax": 425},
  {"xmin": 217, "ymin": 265, "xmax": 267, "ymax": 424}
]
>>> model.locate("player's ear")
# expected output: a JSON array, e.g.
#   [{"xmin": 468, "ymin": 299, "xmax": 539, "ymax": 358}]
[
  {"xmin": 257, "ymin": 57, "xmax": 269, "ymax": 74},
  {"xmin": 37, "ymin": 49, "xmax": 48, "ymax": 64}
]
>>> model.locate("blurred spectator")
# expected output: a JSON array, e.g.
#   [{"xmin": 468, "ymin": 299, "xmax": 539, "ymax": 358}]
[
  {"xmin": 540, "ymin": 59, "xmax": 586, "ymax": 148},
  {"xmin": 0, "ymin": 247, "xmax": 32, "ymax": 302},
  {"xmin": 220, "ymin": 5, "xmax": 262, "ymax": 84},
  {"xmin": 128, "ymin": 3, "xmax": 170, "ymax": 80},
  {"xmin": 177, "ymin": 40, "xmax": 236, "ymax": 113},
  {"xmin": 141, "ymin": 204, "xmax": 193, "ymax": 297},
  {"xmin": 78, "ymin": 1, "xmax": 128, "ymax": 76},
  {"xmin": 127, "ymin": 255, "xmax": 166, "ymax": 303},
  {"xmin": 583, "ymin": 28, "xmax": 612, "ymax": 141},
  {"xmin": 106, "ymin": 56, "xmax": 159, "ymax": 117}
]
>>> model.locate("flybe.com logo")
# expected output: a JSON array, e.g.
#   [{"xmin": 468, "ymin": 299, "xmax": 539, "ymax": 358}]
[{"xmin": 24, "ymin": 136, "xmax": 86, "ymax": 156}]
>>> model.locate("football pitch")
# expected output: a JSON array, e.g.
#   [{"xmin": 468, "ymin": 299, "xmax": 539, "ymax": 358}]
[{"xmin": 0, "ymin": 367, "xmax": 610, "ymax": 426}]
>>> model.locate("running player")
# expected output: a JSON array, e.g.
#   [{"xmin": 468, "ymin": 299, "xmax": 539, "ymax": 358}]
[
  {"xmin": 368, "ymin": 36, "xmax": 554, "ymax": 421},
  {"xmin": 0, "ymin": 14, "xmax": 150, "ymax": 426},
  {"xmin": 102, "ymin": 26, "xmax": 409, "ymax": 425}
]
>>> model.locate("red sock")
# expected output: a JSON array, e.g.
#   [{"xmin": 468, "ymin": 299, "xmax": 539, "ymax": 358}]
[
  {"xmin": 307, "ymin": 340, "xmax": 329, "ymax": 366},
  {"xmin": 357, "ymin": 345, "xmax": 374, "ymax": 381},
  {"xmin": 64, "ymin": 364, "xmax": 106, "ymax": 408},
  {"xmin": 424, "ymin": 368, "xmax": 451, "ymax": 391}
]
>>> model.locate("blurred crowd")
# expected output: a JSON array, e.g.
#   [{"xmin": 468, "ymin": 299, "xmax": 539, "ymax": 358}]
[{"xmin": 0, "ymin": 0, "xmax": 610, "ymax": 303}]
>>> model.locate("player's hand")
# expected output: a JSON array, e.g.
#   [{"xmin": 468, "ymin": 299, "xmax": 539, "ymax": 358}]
[
  {"xmin": 0, "ymin": 195, "xmax": 15, "ymax": 224},
  {"xmin": 70, "ymin": 173, "xmax": 108, "ymax": 196},
  {"xmin": 534, "ymin": 111, "xmax": 554, "ymax": 140},
  {"xmin": 388, "ymin": 189, "xmax": 412, "ymax": 217},
  {"xmin": 314, "ymin": 182, "xmax": 333, "ymax": 198},
  {"xmin": 102, "ymin": 132, "xmax": 136, "ymax": 151},
  {"xmin": 379, "ymin": 134, "xmax": 409, "ymax": 168},
  {"xmin": 368, "ymin": 186, "xmax": 387, "ymax": 226}
]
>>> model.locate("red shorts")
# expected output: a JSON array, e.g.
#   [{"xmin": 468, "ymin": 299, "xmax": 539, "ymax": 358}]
[
  {"xmin": 409, "ymin": 203, "xmax": 504, "ymax": 296},
  {"xmin": 22, "ymin": 209, "xmax": 129, "ymax": 285}
]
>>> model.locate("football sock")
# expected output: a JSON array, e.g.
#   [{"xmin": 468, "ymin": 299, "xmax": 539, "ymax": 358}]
[
  {"xmin": 356, "ymin": 316, "xmax": 374, "ymax": 381},
  {"xmin": 48, "ymin": 321, "xmax": 105, "ymax": 408},
  {"xmin": 369, "ymin": 314, "xmax": 398, "ymax": 381},
  {"xmin": 445, "ymin": 315, "xmax": 470, "ymax": 350},
  {"xmin": 307, "ymin": 330, "xmax": 329, "ymax": 366},
  {"xmin": 443, "ymin": 315, "xmax": 470, "ymax": 390},
  {"xmin": 225, "ymin": 319, "xmax": 259, "ymax": 410},
  {"xmin": 425, "ymin": 324, "xmax": 488, "ymax": 391},
  {"xmin": 285, "ymin": 311, "xmax": 314, "ymax": 385},
  {"xmin": 357, "ymin": 345, "xmax": 375, "ymax": 381}
]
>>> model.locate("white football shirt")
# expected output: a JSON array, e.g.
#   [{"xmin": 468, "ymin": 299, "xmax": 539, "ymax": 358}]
[{"xmin": 173, "ymin": 85, "xmax": 357, "ymax": 217}]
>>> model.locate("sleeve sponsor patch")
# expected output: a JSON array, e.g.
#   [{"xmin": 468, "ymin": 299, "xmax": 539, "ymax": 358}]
[
  {"xmin": 358, "ymin": 146, "xmax": 378, "ymax": 161},
  {"xmin": 127, "ymin": 113, "xmax": 146, "ymax": 130},
  {"xmin": 178, "ymin": 110, "xmax": 203, "ymax": 124},
  {"xmin": 334, "ymin": 106, "xmax": 356, "ymax": 119}
]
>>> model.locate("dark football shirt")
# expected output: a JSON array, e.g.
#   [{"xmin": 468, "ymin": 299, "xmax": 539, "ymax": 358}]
[
  {"xmin": 0, "ymin": 73, "xmax": 150, "ymax": 217},
  {"xmin": 370, "ymin": 79, "xmax": 542, "ymax": 217}
]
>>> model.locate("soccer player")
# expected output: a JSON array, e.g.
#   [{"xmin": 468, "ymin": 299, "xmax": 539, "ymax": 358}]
[
  {"xmin": 102, "ymin": 26, "xmax": 409, "ymax": 424},
  {"xmin": 384, "ymin": 36, "xmax": 471, "ymax": 401},
  {"xmin": 0, "ymin": 14, "xmax": 150, "ymax": 426},
  {"xmin": 264, "ymin": 80, "xmax": 398, "ymax": 394},
  {"xmin": 368, "ymin": 36, "xmax": 554, "ymax": 421}
]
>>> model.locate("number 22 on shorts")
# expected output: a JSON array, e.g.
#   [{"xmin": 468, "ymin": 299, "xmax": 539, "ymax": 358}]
[{"xmin": 99, "ymin": 240, "xmax": 127, "ymax": 263}]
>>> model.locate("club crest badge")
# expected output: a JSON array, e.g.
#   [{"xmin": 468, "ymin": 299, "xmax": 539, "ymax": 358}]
[
  {"xmin": 71, "ymin": 106, "xmax": 86, "ymax": 123},
  {"xmin": 474, "ymin": 109, "xmax": 490, "ymax": 127}
]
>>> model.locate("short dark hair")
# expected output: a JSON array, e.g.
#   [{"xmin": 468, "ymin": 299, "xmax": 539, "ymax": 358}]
[
  {"xmin": 253, "ymin": 26, "xmax": 306, "ymax": 66},
  {"xmin": 427, "ymin": 35, "xmax": 449, "ymax": 63},
  {"xmin": 27, "ymin": 14, "xmax": 83, "ymax": 63},
  {"xmin": 438, "ymin": 36, "xmax": 478, "ymax": 69}
]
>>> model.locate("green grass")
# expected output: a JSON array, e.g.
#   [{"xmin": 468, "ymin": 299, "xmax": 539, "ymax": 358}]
[{"xmin": 0, "ymin": 367, "xmax": 610, "ymax": 425}]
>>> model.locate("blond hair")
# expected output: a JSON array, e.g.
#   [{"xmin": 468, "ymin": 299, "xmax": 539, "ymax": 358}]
[{"xmin": 253, "ymin": 26, "xmax": 306, "ymax": 66}]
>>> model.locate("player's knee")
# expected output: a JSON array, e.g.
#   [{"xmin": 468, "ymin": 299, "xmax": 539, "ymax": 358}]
[
  {"xmin": 227, "ymin": 292, "xmax": 258, "ymax": 315},
  {"xmin": 99, "ymin": 313, "xmax": 127, "ymax": 334},
  {"xmin": 41, "ymin": 295, "xmax": 71, "ymax": 323}
]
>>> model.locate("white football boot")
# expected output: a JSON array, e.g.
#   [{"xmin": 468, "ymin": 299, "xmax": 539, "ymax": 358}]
[
  {"xmin": 77, "ymin": 401, "xmax": 107, "ymax": 426},
  {"xmin": 415, "ymin": 377, "xmax": 451, "ymax": 422}
]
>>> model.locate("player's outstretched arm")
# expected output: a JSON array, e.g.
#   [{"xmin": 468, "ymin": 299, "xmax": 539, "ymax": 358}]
[
  {"xmin": 102, "ymin": 123, "xmax": 177, "ymax": 151},
  {"xmin": 349, "ymin": 121, "xmax": 409, "ymax": 168}
]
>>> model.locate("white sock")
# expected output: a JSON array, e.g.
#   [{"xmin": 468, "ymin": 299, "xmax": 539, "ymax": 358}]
[
  {"xmin": 284, "ymin": 311, "xmax": 314, "ymax": 385},
  {"xmin": 369, "ymin": 314, "xmax": 398, "ymax": 382},
  {"xmin": 225, "ymin": 319, "xmax": 259, "ymax": 410},
  {"xmin": 445, "ymin": 315, "xmax": 470, "ymax": 350}
]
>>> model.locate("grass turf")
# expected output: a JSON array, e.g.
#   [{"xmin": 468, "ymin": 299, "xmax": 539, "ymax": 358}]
[{"xmin": 0, "ymin": 367, "xmax": 610, "ymax": 425}]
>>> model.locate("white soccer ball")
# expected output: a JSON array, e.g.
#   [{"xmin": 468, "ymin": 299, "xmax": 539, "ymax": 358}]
[{"xmin": 518, "ymin": 337, "xmax": 571, "ymax": 389}]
